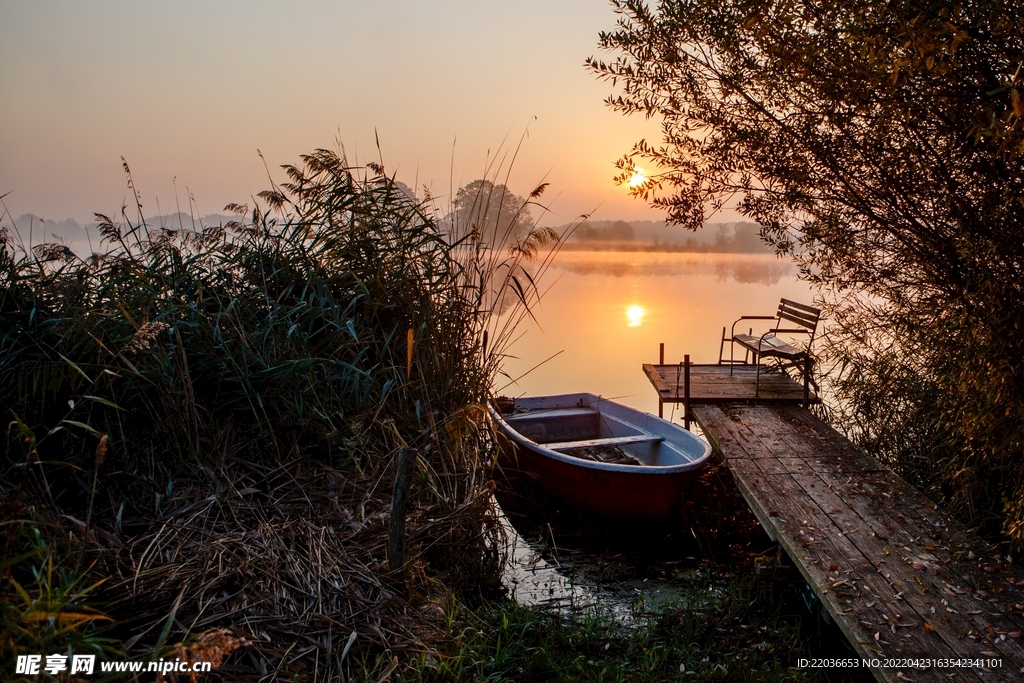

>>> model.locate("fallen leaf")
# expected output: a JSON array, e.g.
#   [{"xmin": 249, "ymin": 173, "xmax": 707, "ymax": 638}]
[{"xmin": 924, "ymin": 622, "xmax": 935, "ymax": 632}]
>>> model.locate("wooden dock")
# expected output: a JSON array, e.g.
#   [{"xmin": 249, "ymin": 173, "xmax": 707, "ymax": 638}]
[
  {"xmin": 691, "ymin": 403, "xmax": 1024, "ymax": 682},
  {"xmin": 643, "ymin": 362, "xmax": 819, "ymax": 417}
]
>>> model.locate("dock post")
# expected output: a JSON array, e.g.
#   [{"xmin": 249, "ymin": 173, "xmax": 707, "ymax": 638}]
[
  {"xmin": 659, "ymin": 339, "xmax": 667, "ymax": 417},
  {"xmin": 658, "ymin": 343, "xmax": 665, "ymax": 418},
  {"xmin": 683, "ymin": 355, "xmax": 691, "ymax": 430},
  {"xmin": 803, "ymin": 355, "xmax": 811, "ymax": 409}
]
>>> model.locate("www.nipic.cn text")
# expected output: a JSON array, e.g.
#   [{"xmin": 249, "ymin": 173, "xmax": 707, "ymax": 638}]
[{"xmin": 15, "ymin": 654, "xmax": 214, "ymax": 676}]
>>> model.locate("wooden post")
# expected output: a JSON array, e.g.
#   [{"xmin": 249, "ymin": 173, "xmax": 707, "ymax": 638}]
[
  {"xmin": 388, "ymin": 448, "xmax": 416, "ymax": 574},
  {"xmin": 675, "ymin": 360, "xmax": 681, "ymax": 408},
  {"xmin": 803, "ymin": 355, "xmax": 812, "ymax": 409},
  {"xmin": 684, "ymin": 354, "xmax": 691, "ymax": 430},
  {"xmin": 658, "ymin": 343, "xmax": 665, "ymax": 417}
]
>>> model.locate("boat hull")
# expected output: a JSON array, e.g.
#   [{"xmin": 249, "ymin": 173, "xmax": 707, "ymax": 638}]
[{"xmin": 491, "ymin": 393, "xmax": 711, "ymax": 520}]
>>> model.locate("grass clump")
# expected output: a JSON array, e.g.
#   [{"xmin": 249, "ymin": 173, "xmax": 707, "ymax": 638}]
[{"xmin": 1, "ymin": 149, "xmax": 563, "ymax": 679}]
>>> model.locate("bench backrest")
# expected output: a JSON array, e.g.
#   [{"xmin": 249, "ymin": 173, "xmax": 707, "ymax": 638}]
[{"xmin": 777, "ymin": 299, "xmax": 820, "ymax": 334}]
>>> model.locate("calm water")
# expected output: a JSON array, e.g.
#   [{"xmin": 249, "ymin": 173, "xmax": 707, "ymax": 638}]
[
  {"xmin": 493, "ymin": 250, "xmax": 816, "ymax": 618},
  {"xmin": 495, "ymin": 250, "xmax": 815, "ymax": 417}
]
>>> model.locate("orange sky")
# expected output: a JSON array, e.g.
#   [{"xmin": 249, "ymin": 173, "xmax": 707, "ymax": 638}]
[{"xmin": 1, "ymin": 1, "xmax": 682, "ymax": 227}]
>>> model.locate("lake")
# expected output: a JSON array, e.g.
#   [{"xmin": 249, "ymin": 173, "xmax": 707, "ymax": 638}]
[
  {"xmin": 492, "ymin": 249, "xmax": 817, "ymax": 619},
  {"xmin": 494, "ymin": 250, "xmax": 816, "ymax": 417}
]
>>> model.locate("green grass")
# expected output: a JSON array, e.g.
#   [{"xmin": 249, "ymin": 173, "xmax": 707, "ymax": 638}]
[{"xmin": 1, "ymin": 521, "xmax": 123, "ymax": 681}]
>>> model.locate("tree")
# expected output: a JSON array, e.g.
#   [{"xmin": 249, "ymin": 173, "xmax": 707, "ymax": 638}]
[
  {"xmin": 452, "ymin": 179, "xmax": 532, "ymax": 246},
  {"xmin": 589, "ymin": 0, "xmax": 1024, "ymax": 545}
]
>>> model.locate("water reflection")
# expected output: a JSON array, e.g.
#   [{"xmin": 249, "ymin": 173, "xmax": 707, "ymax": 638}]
[
  {"xmin": 555, "ymin": 252, "xmax": 795, "ymax": 286},
  {"xmin": 626, "ymin": 305, "xmax": 644, "ymax": 327},
  {"xmin": 497, "ymin": 502, "xmax": 709, "ymax": 625},
  {"xmin": 495, "ymin": 462, "xmax": 775, "ymax": 625},
  {"xmin": 496, "ymin": 250, "xmax": 814, "ymax": 415}
]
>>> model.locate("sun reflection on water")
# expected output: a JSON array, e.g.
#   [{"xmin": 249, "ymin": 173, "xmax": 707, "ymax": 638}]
[{"xmin": 626, "ymin": 305, "xmax": 644, "ymax": 327}]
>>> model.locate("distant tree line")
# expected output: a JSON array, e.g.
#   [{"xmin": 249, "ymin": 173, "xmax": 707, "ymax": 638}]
[
  {"xmin": 571, "ymin": 219, "xmax": 773, "ymax": 253},
  {"xmin": 575, "ymin": 220, "xmax": 635, "ymax": 241}
]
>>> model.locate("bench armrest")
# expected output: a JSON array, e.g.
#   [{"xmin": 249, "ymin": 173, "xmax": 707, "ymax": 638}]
[{"xmin": 731, "ymin": 315, "xmax": 777, "ymax": 337}]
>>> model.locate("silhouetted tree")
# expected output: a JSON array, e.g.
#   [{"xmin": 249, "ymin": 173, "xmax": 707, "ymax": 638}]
[
  {"xmin": 452, "ymin": 179, "xmax": 531, "ymax": 246},
  {"xmin": 589, "ymin": 0, "xmax": 1024, "ymax": 545}
]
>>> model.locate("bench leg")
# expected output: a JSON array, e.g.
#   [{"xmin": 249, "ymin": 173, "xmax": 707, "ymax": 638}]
[{"xmin": 729, "ymin": 328, "xmax": 735, "ymax": 376}]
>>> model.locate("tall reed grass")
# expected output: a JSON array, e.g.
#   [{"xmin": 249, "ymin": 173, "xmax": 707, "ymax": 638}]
[{"xmin": 0, "ymin": 148, "xmax": 569, "ymax": 678}]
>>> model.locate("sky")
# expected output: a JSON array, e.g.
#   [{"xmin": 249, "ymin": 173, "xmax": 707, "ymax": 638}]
[{"xmin": 1, "ymin": 0, "xmax": 675, "ymax": 227}]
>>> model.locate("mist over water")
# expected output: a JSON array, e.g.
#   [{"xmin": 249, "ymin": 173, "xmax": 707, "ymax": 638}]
[{"xmin": 555, "ymin": 251, "xmax": 796, "ymax": 285}]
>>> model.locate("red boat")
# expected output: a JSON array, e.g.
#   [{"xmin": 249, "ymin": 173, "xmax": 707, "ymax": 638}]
[{"xmin": 490, "ymin": 393, "xmax": 711, "ymax": 519}]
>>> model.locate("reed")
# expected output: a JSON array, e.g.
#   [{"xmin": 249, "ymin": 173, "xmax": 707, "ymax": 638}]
[{"xmin": 0, "ymin": 148, "xmax": 570, "ymax": 678}]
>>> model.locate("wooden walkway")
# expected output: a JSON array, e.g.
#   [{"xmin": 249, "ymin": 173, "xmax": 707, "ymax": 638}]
[
  {"xmin": 643, "ymin": 363, "xmax": 819, "ymax": 415},
  {"xmin": 692, "ymin": 403, "xmax": 1024, "ymax": 682}
]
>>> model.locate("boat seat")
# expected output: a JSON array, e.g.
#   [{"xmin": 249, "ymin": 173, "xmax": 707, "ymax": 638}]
[
  {"xmin": 545, "ymin": 434, "xmax": 664, "ymax": 450},
  {"xmin": 503, "ymin": 407, "xmax": 597, "ymax": 422}
]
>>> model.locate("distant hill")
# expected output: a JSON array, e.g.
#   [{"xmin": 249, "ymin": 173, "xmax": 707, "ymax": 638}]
[{"xmin": 3, "ymin": 212, "xmax": 239, "ymax": 254}]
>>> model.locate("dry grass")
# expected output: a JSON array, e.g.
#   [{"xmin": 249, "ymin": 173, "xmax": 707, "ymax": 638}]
[{"xmin": 91, "ymin": 455, "xmax": 501, "ymax": 679}]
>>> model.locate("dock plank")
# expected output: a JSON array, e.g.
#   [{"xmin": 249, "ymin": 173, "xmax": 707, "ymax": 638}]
[
  {"xmin": 643, "ymin": 363, "xmax": 818, "ymax": 405},
  {"xmin": 692, "ymin": 403, "xmax": 1024, "ymax": 682},
  {"xmin": 696, "ymin": 406, "xmax": 963, "ymax": 680}
]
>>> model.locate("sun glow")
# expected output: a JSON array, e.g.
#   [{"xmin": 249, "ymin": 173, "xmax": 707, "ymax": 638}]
[
  {"xmin": 626, "ymin": 305, "xmax": 644, "ymax": 327},
  {"xmin": 628, "ymin": 167, "xmax": 648, "ymax": 189}
]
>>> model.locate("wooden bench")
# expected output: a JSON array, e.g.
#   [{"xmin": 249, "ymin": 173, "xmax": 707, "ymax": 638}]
[{"xmin": 718, "ymin": 298, "xmax": 821, "ymax": 398}]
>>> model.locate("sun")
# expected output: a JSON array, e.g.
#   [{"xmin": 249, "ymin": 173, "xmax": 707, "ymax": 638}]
[
  {"xmin": 628, "ymin": 167, "xmax": 648, "ymax": 189},
  {"xmin": 626, "ymin": 305, "xmax": 644, "ymax": 327}
]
